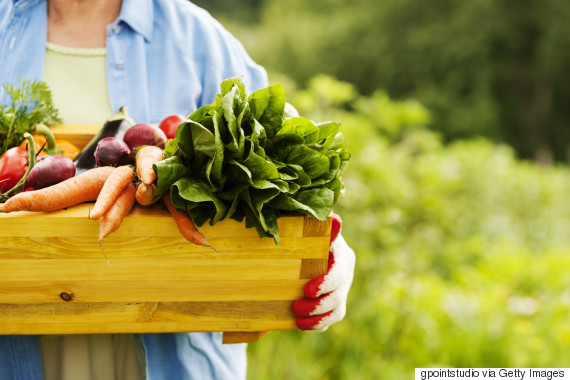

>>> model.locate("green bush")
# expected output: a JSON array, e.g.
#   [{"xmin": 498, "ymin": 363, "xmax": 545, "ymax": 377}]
[{"xmin": 246, "ymin": 75, "xmax": 570, "ymax": 379}]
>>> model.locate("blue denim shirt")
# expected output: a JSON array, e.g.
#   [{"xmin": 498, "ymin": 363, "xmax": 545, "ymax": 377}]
[{"xmin": 0, "ymin": 0, "xmax": 268, "ymax": 379}]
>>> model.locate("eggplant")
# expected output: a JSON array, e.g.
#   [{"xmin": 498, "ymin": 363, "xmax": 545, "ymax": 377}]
[{"xmin": 74, "ymin": 106, "xmax": 135, "ymax": 175}]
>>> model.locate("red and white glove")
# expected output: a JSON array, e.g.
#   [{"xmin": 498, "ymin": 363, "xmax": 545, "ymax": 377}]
[{"xmin": 292, "ymin": 213, "xmax": 355, "ymax": 331}]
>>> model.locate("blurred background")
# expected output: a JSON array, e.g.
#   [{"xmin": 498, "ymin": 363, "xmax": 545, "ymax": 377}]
[{"xmin": 191, "ymin": 0, "xmax": 570, "ymax": 378}]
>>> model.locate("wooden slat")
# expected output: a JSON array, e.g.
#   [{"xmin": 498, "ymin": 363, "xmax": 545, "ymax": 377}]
[
  {"xmin": 223, "ymin": 331, "xmax": 270, "ymax": 344},
  {"xmin": 0, "ymin": 301, "xmax": 294, "ymax": 324},
  {"xmin": 303, "ymin": 215, "xmax": 332, "ymax": 237},
  {"xmin": 0, "ymin": 204, "xmax": 305, "ymax": 238},
  {"xmin": 0, "ymin": 280, "xmax": 307, "ymax": 304},
  {"xmin": 299, "ymin": 258, "xmax": 329, "ymax": 279},
  {"xmin": 0, "ymin": 321, "xmax": 296, "ymax": 335},
  {"xmin": 51, "ymin": 124, "xmax": 102, "ymax": 149},
  {"xmin": 0, "ymin": 237, "xmax": 329, "ymax": 259},
  {"xmin": 0, "ymin": 259, "xmax": 302, "ymax": 281}
]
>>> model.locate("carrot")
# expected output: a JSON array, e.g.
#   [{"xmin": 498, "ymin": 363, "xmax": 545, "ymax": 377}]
[
  {"xmin": 0, "ymin": 166, "xmax": 115, "ymax": 213},
  {"xmin": 135, "ymin": 182, "xmax": 157, "ymax": 206},
  {"xmin": 99, "ymin": 182, "xmax": 136, "ymax": 242},
  {"xmin": 136, "ymin": 146, "xmax": 164, "ymax": 185},
  {"xmin": 89, "ymin": 165, "xmax": 134, "ymax": 220},
  {"xmin": 163, "ymin": 194, "xmax": 211, "ymax": 248}
]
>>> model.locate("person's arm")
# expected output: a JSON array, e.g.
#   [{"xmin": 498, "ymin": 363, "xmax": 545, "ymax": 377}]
[
  {"xmin": 198, "ymin": 34, "xmax": 269, "ymax": 106},
  {"xmin": 188, "ymin": 6, "xmax": 269, "ymax": 105},
  {"xmin": 293, "ymin": 214, "xmax": 356, "ymax": 331}
]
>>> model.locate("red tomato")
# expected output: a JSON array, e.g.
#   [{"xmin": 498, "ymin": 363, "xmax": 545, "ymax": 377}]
[
  {"xmin": 159, "ymin": 114, "xmax": 186, "ymax": 140},
  {"xmin": 0, "ymin": 146, "xmax": 29, "ymax": 193}
]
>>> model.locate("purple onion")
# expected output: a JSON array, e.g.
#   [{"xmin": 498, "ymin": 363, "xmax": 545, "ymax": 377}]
[
  {"xmin": 27, "ymin": 155, "xmax": 76, "ymax": 190},
  {"xmin": 94, "ymin": 137, "xmax": 133, "ymax": 167},
  {"xmin": 123, "ymin": 123, "xmax": 168, "ymax": 150}
]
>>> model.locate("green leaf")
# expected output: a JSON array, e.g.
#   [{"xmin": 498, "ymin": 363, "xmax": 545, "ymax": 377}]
[
  {"xmin": 251, "ymin": 188, "xmax": 282, "ymax": 243},
  {"xmin": 172, "ymin": 177, "xmax": 228, "ymax": 224},
  {"xmin": 153, "ymin": 156, "xmax": 191, "ymax": 197},
  {"xmin": 189, "ymin": 121, "xmax": 216, "ymax": 158},
  {"xmin": 329, "ymin": 132, "xmax": 348, "ymax": 152},
  {"xmin": 243, "ymin": 141, "xmax": 280, "ymax": 180},
  {"xmin": 326, "ymin": 177, "xmax": 343, "ymax": 203},
  {"xmin": 286, "ymin": 164, "xmax": 312, "ymax": 187},
  {"xmin": 295, "ymin": 188, "xmax": 335, "ymax": 220},
  {"xmin": 269, "ymin": 187, "xmax": 334, "ymax": 221},
  {"xmin": 205, "ymin": 110, "xmax": 226, "ymax": 190},
  {"xmin": 250, "ymin": 119, "xmax": 267, "ymax": 148},
  {"xmin": 278, "ymin": 117, "xmax": 320, "ymax": 144},
  {"xmin": 269, "ymin": 133, "xmax": 305, "ymax": 162},
  {"xmin": 221, "ymin": 85, "xmax": 241, "ymax": 153},
  {"xmin": 220, "ymin": 77, "xmax": 246, "ymax": 102},
  {"xmin": 163, "ymin": 138, "xmax": 179, "ymax": 159},
  {"xmin": 239, "ymin": 189, "xmax": 280, "ymax": 240},
  {"xmin": 316, "ymin": 121, "xmax": 341, "ymax": 141},
  {"xmin": 248, "ymin": 84, "xmax": 286, "ymax": 138},
  {"xmin": 188, "ymin": 103, "xmax": 216, "ymax": 123},
  {"xmin": 175, "ymin": 122, "xmax": 195, "ymax": 160},
  {"xmin": 288, "ymin": 146, "xmax": 330, "ymax": 179}
]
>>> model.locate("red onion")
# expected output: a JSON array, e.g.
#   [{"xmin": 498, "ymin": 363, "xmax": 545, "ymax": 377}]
[
  {"xmin": 123, "ymin": 123, "xmax": 168, "ymax": 150},
  {"xmin": 27, "ymin": 155, "xmax": 76, "ymax": 190},
  {"xmin": 94, "ymin": 137, "xmax": 133, "ymax": 167}
]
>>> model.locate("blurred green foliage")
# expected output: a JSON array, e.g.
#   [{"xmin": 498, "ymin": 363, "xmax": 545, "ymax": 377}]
[
  {"xmin": 195, "ymin": 0, "xmax": 570, "ymax": 162},
  {"xmin": 245, "ymin": 75, "xmax": 570, "ymax": 378}
]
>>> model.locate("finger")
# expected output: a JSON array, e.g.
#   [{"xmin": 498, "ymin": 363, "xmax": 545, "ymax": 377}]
[
  {"xmin": 292, "ymin": 294, "xmax": 325, "ymax": 318},
  {"xmin": 296, "ymin": 310, "xmax": 333, "ymax": 331},
  {"xmin": 293, "ymin": 289, "xmax": 345, "ymax": 317},
  {"xmin": 296, "ymin": 304, "xmax": 347, "ymax": 331}
]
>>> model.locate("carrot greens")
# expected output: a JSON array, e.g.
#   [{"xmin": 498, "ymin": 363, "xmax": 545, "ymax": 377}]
[{"xmin": 0, "ymin": 79, "xmax": 62, "ymax": 156}]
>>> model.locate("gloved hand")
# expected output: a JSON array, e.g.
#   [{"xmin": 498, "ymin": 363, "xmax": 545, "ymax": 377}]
[{"xmin": 292, "ymin": 213, "xmax": 355, "ymax": 331}]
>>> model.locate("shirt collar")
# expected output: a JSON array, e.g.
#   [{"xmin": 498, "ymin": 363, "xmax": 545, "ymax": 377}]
[
  {"xmin": 116, "ymin": 0, "xmax": 154, "ymax": 42},
  {"xmin": 12, "ymin": 0, "xmax": 43, "ymax": 11}
]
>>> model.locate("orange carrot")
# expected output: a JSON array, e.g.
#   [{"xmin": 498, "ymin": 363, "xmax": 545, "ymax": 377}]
[
  {"xmin": 99, "ymin": 182, "xmax": 136, "ymax": 242},
  {"xmin": 135, "ymin": 182, "xmax": 157, "ymax": 206},
  {"xmin": 90, "ymin": 165, "xmax": 134, "ymax": 220},
  {"xmin": 163, "ymin": 194, "xmax": 211, "ymax": 247},
  {"xmin": 136, "ymin": 146, "xmax": 164, "ymax": 185},
  {"xmin": 0, "ymin": 166, "xmax": 115, "ymax": 213}
]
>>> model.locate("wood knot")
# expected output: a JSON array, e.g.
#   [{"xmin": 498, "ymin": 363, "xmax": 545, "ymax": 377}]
[{"xmin": 60, "ymin": 292, "xmax": 74, "ymax": 302}]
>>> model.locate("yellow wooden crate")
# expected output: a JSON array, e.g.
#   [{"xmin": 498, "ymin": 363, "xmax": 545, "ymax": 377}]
[{"xmin": 0, "ymin": 125, "xmax": 331, "ymax": 344}]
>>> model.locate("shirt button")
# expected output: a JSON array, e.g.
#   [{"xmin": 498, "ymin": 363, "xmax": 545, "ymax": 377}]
[
  {"xmin": 113, "ymin": 24, "xmax": 121, "ymax": 34},
  {"xmin": 116, "ymin": 61, "xmax": 125, "ymax": 69}
]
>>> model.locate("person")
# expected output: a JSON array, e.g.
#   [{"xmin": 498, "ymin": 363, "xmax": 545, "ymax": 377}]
[{"xmin": 0, "ymin": 0, "xmax": 356, "ymax": 379}]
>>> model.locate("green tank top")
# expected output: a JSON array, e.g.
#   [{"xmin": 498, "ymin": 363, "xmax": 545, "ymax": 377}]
[{"xmin": 42, "ymin": 42, "xmax": 113, "ymax": 125}]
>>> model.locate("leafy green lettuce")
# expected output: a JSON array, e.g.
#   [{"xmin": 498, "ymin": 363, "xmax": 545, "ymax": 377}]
[{"xmin": 154, "ymin": 77, "xmax": 350, "ymax": 244}]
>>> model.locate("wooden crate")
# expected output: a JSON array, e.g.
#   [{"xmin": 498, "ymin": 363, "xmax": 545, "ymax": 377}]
[{"xmin": 0, "ymin": 125, "xmax": 331, "ymax": 343}]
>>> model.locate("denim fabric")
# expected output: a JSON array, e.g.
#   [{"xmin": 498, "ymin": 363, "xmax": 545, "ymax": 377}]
[
  {"xmin": 0, "ymin": 0, "xmax": 268, "ymax": 378},
  {"xmin": 0, "ymin": 336, "xmax": 43, "ymax": 380},
  {"xmin": 139, "ymin": 333, "xmax": 247, "ymax": 380}
]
